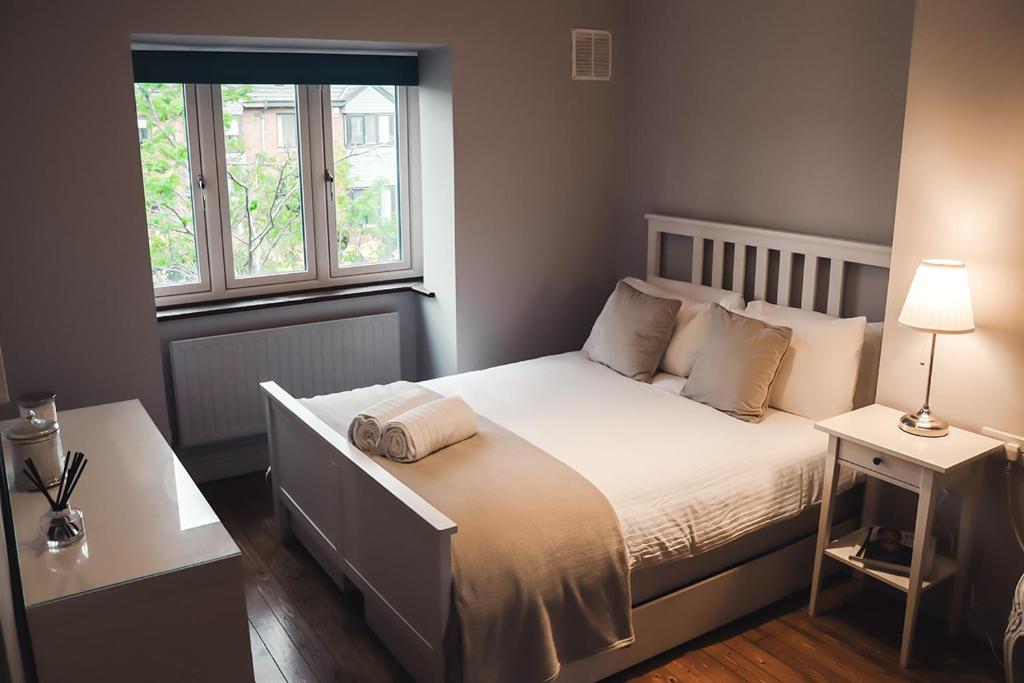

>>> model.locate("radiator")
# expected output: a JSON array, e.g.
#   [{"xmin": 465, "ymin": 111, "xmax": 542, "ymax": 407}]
[{"xmin": 169, "ymin": 313, "xmax": 402, "ymax": 447}]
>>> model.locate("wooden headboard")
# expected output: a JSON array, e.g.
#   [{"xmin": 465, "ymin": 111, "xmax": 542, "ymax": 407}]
[{"xmin": 646, "ymin": 214, "xmax": 892, "ymax": 317}]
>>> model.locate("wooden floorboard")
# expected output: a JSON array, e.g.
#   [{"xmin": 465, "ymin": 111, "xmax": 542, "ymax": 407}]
[
  {"xmin": 201, "ymin": 473, "xmax": 1002, "ymax": 683},
  {"xmin": 250, "ymin": 621, "xmax": 288, "ymax": 683}
]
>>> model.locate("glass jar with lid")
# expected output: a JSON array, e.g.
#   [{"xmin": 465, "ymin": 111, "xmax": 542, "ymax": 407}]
[{"xmin": 4, "ymin": 411, "xmax": 65, "ymax": 491}]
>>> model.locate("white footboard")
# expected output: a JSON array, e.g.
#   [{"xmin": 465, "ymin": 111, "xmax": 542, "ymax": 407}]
[{"xmin": 261, "ymin": 381, "xmax": 456, "ymax": 682}]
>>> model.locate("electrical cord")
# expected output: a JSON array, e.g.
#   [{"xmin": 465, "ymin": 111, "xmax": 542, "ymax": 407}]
[{"xmin": 970, "ymin": 584, "xmax": 1005, "ymax": 663}]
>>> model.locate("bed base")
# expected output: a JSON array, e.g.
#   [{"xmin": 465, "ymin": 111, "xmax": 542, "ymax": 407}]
[{"xmin": 262, "ymin": 380, "xmax": 855, "ymax": 682}]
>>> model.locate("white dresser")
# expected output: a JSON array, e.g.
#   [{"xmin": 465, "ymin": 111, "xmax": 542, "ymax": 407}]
[{"xmin": 3, "ymin": 400, "xmax": 252, "ymax": 682}]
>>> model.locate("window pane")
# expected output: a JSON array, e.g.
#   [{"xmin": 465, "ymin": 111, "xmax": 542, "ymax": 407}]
[
  {"xmin": 276, "ymin": 113, "xmax": 296, "ymax": 149},
  {"xmin": 330, "ymin": 86, "xmax": 401, "ymax": 268},
  {"xmin": 134, "ymin": 83, "xmax": 201, "ymax": 288},
  {"xmin": 221, "ymin": 84, "xmax": 306, "ymax": 279},
  {"xmin": 346, "ymin": 114, "xmax": 364, "ymax": 146}
]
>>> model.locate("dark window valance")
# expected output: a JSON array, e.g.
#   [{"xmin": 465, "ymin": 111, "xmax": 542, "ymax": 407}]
[{"xmin": 131, "ymin": 50, "xmax": 418, "ymax": 86}]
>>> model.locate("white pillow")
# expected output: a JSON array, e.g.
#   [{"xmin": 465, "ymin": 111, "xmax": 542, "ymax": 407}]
[
  {"xmin": 854, "ymin": 322, "xmax": 883, "ymax": 409},
  {"xmin": 639, "ymin": 276, "xmax": 745, "ymax": 308},
  {"xmin": 742, "ymin": 301, "xmax": 867, "ymax": 421},
  {"xmin": 623, "ymin": 277, "xmax": 745, "ymax": 376}
]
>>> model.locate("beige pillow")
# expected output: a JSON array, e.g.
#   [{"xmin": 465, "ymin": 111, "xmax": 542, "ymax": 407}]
[
  {"xmin": 584, "ymin": 280, "xmax": 681, "ymax": 382},
  {"xmin": 682, "ymin": 305, "xmax": 792, "ymax": 423},
  {"xmin": 742, "ymin": 301, "xmax": 867, "ymax": 421},
  {"xmin": 622, "ymin": 277, "xmax": 743, "ymax": 377}
]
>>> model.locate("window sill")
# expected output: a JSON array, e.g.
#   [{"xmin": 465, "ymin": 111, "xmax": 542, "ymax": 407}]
[{"xmin": 156, "ymin": 279, "xmax": 433, "ymax": 321}]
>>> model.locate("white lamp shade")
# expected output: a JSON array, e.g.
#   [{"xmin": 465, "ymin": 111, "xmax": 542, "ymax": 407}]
[{"xmin": 898, "ymin": 259, "xmax": 975, "ymax": 334}]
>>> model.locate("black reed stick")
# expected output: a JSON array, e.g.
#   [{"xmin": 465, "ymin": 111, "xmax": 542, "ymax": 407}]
[
  {"xmin": 54, "ymin": 450, "xmax": 72, "ymax": 512},
  {"xmin": 22, "ymin": 461, "xmax": 58, "ymax": 509},
  {"xmin": 24, "ymin": 452, "xmax": 88, "ymax": 546},
  {"xmin": 56, "ymin": 453, "xmax": 78, "ymax": 509},
  {"xmin": 60, "ymin": 455, "xmax": 87, "ymax": 509}
]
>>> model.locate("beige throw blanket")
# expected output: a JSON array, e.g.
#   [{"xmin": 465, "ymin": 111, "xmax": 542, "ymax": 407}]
[{"xmin": 302, "ymin": 384, "xmax": 634, "ymax": 683}]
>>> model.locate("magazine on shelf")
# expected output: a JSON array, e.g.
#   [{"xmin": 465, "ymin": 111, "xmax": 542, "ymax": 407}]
[{"xmin": 849, "ymin": 526, "xmax": 935, "ymax": 578}]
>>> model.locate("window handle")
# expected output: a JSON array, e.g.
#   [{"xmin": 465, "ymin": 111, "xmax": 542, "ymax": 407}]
[
  {"xmin": 324, "ymin": 169, "xmax": 335, "ymax": 201},
  {"xmin": 196, "ymin": 174, "xmax": 208, "ymax": 213}
]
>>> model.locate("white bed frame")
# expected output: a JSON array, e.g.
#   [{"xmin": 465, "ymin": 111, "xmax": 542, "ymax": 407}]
[{"xmin": 260, "ymin": 214, "xmax": 892, "ymax": 682}]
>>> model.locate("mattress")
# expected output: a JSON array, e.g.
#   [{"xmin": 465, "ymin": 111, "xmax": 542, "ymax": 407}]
[
  {"xmin": 420, "ymin": 352, "xmax": 858, "ymax": 570},
  {"xmin": 304, "ymin": 351, "xmax": 859, "ymax": 587},
  {"xmin": 630, "ymin": 486, "xmax": 860, "ymax": 604}
]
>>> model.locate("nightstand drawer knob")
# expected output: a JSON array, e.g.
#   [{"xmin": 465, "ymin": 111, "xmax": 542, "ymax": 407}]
[{"xmin": 872, "ymin": 456, "xmax": 882, "ymax": 466}]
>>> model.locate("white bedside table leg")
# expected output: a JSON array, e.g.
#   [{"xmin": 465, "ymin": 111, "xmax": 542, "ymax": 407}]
[
  {"xmin": 901, "ymin": 470, "xmax": 938, "ymax": 669},
  {"xmin": 809, "ymin": 435, "xmax": 841, "ymax": 617},
  {"xmin": 949, "ymin": 466, "xmax": 982, "ymax": 637}
]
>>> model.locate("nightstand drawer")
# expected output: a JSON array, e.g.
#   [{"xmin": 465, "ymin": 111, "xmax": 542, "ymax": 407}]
[{"xmin": 838, "ymin": 440, "xmax": 922, "ymax": 488}]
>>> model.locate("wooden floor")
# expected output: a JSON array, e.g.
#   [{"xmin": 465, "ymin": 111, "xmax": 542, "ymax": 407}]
[{"xmin": 201, "ymin": 473, "xmax": 1002, "ymax": 683}]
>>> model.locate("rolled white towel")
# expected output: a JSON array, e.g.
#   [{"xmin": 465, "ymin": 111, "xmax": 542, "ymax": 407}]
[
  {"xmin": 347, "ymin": 385, "xmax": 439, "ymax": 454},
  {"xmin": 381, "ymin": 396, "xmax": 478, "ymax": 463}
]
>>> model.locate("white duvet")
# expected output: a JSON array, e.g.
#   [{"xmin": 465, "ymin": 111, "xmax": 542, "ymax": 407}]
[{"xmin": 306, "ymin": 351, "xmax": 856, "ymax": 570}]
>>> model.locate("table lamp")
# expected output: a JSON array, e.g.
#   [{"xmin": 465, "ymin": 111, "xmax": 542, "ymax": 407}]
[{"xmin": 897, "ymin": 259, "xmax": 975, "ymax": 437}]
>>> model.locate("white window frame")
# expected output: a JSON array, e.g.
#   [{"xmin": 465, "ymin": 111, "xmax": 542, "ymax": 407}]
[
  {"xmin": 315, "ymin": 85, "xmax": 414, "ymax": 280},
  {"xmin": 145, "ymin": 84, "xmax": 214, "ymax": 298},
  {"xmin": 149, "ymin": 82, "xmax": 421, "ymax": 308},
  {"xmin": 211, "ymin": 84, "xmax": 318, "ymax": 290}
]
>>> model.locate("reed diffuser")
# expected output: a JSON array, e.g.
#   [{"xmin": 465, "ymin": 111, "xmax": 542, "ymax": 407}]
[{"xmin": 24, "ymin": 451, "xmax": 88, "ymax": 549}]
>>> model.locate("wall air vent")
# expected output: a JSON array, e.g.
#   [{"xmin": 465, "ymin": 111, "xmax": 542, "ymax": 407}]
[{"xmin": 571, "ymin": 28, "xmax": 612, "ymax": 81}]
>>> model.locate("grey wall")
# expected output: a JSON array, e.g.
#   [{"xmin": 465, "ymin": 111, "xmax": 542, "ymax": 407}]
[
  {"xmin": 417, "ymin": 47, "xmax": 459, "ymax": 379},
  {"xmin": 619, "ymin": 0, "xmax": 915, "ymax": 317},
  {"xmin": 0, "ymin": 0, "xmax": 626, "ymax": 431},
  {"xmin": 0, "ymin": 23, "xmax": 172, "ymax": 433}
]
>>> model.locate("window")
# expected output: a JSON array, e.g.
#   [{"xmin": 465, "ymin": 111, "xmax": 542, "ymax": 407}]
[
  {"xmin": 276, "ymin": 112, "xmax": 296, "ymax": 149},
  {"xmin": 221, "ymin": 85, "xmax": 307, "ymax": 281},
  {"xmin": 330, "ymin": 86, "xmax": 402, "ymax": 270},
  {"xmin": 344, "ymin": 111, "xmax": 395, "ymax": 146},
  {"xmin": 134, "ymin": 80, "xmax": 416, "ymax": 305},
  {"xmin": 134, "ymin": 83, "xmax": 207, "ymax": 294},
  {"xmin": 345, "ymin": 114, "xmax": 364, "ymax": 146},
  {"xmin": 378, "ymin": 114, "xmax": 393, "ymax": 144}
]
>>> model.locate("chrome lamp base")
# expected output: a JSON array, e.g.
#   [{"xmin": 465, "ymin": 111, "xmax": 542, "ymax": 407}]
[{"xmin": 899, "ymin": 405, "xmax": 949, "ymax": 438}]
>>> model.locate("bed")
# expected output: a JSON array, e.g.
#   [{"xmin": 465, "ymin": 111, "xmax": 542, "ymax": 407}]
[{"xmin": 260, "ymin": 214, "xmax": 892, "ymax": 682}]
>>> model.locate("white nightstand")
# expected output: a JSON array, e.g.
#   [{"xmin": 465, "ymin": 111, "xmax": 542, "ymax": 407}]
[{"xmin": 809, "ymin": 404, "xmax": 1003, "ymax": 668}]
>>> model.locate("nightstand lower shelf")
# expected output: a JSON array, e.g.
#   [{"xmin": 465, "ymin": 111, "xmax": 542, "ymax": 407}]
[{"xmin": 824, "ymin": 527, "xmax": 958, "ymax": 593}]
